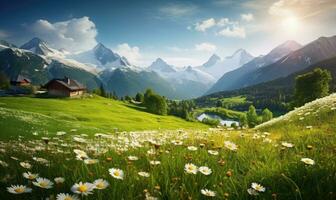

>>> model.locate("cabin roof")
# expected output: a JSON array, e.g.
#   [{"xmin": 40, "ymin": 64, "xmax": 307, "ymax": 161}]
[
  {"xmin": 45, "ymin": 77, "xmax": 86, "ymax": 91},
  {"xmin": 11, "ymin": 75, "xmax": 31, "ymax": 83}
]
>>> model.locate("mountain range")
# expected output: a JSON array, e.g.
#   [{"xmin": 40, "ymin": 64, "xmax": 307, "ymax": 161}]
[
  {"xmin": 208, "ymin": 36, "xmax": 336, "ymax": 94},
  {"xmin": 1, "ymin": 35, "xmax": 335, "ymax": 99}
]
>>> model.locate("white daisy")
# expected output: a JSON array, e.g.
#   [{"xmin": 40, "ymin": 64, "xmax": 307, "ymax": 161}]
[
  {"xmin": 281, "ymin": 142, "xmax": 294, "ymax": 148},
  {"xmin": 138, "ymin": 171, "xmax": 150, "ymax": 177},
  {"xmin": 224, "ymin": 141, "xmax": 238, "ymax": 151},
  {"xmin": 33, "ymin": 177, "xmax": 54, "ymax": 189},
  {"xmin": 93, "ymin": 179, "xmax": 109, "ymax": 190},
  {"xmin": 199, "ymin": 166, "xmax": 212, "ymax": 175},
  {"xmin": 56, "ymin": 193, "xmax": 79, "ymax": 200},
  {"xmin": 7, "ymin": 185, "xmax": 32, "ymax": 194},
  {"xmin": 184, "ymin": 163, "xmax": 198, "ymax": 174},
  {"xmin": 301, "ymin": 158, "xmax": 315, "ymax": 165},
  {"xmin": 54, "ymin": 177, "xmax": 65, "ymax": 184},
  {"xmin": 19, "ymin": 162, "xmax": 32, "ymax": 169},
  {"xmin": 71, "ymin": 182, "xmax": 95, "ymax": 196},
  {"xmin": 23, "ymin": 172, "xmax": 39, "ymax": 180},
  {"xmin": 109, "ymin": 168, "xmax": 124, "ymax": 180},
  {"xmin": 251, "ymin": 182, "xmax": 265, "ymax": 192},
  {"xmin": 201, "ymin": 189, "xmax": 216, "ymax": 197}
]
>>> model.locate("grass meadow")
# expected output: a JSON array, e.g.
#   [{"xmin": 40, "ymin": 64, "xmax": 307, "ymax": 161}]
[{"xmin": 0, "ymin": 94, "xmax": 335, "ymax": 199}]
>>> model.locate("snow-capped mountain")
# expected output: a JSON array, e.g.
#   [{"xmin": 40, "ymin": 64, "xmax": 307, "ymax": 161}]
[
  {"xmin": 20, "ymin": 37, "xmax": 63, "ymax": 57},
  {"xmin": 147, "ymin": 58, "xmax": 215, "ymax": 85},
  {"xmin": 199, "ymin": 49, "xmax": 254, "ymax": 80},
  {"xmin": 202, "ymin": 54, "xmax": 221, "ymax": 68},
  {"xmin": 69, "ymin": 43, "xmax": 133, "ymax": 70}
]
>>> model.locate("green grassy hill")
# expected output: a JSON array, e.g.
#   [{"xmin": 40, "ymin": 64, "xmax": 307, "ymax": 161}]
[{"xmin": 0, "ymin": 96, "xmax": 208, "ymax": 138}]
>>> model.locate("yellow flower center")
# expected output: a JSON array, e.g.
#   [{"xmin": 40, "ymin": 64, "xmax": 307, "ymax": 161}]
[
  {"xmin": 64, "ymin": 197, "xmax": 73, "ymax": 200},
  {"xmin": 39, "ymin": 182, "xmax": 48, "ymax": 187},
  {"xmin": 78, "ymin": 185, "xmax": 88, "ymax": 192},
  {"xmin": 14, "ymin": 188, "xmax": 24, "ymax": 193},
  {"xmin": 114, "ymin": 171, "xmax": 120, "ymax": 177},
  {"xmin": 96, "ymin": 182, "xmax": 104, "ymax": 189}
]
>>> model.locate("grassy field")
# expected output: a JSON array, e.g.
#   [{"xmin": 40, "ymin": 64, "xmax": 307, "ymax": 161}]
[
  {"xmin": 0, "ymin": 96, "xmax": 208, "ymax": 138},
  {"xmin": 0, "ymin": 94, "xmax": 335, "ymax": 199}
]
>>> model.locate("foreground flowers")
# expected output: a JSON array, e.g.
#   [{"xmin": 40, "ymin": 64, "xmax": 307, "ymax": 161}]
[
  {"xmin": 56, "ymin": 193, "xmax": 79, "ymax": 200},
  {"xmin": 7, "ymin": 185, "xmax": 32, "ymax": 194},
  {"xmin": 109, "ymin": 168, "xmax": 124, "ymax": 180},
  {"xmin": 23, "ymin": 172, "xmax": 39, "ymax": 180},
  {"xmin": 201, "ymin": 189, "xmax": 216, "ymax": 197},
  {"xmin": 184, "ymin": 163, "xmax": 198, "ymax": 174},
  {"xmin": 301, "ymin": 158, "xmax": 315, "ymax": 165},
  {"xmin": 199, "ymin": 166, "xmax": 212, "ymax": 175},
  {"xmin": 247, "ymin": 182, "xmax": 266, "ymax": 196},
  {"xmin": 93, "ymin": 179, "xmax": 109, "ymax": 189},
  {"xmin": 224, "ymin": 141, "xmax": 238, "ymax": 151},
  {"xmin": 71, "ymin": 182, "xmax": 95, "ymax": 196},
  {"xmin": 33, "ymin": 178, "xmax": 54, "ymax": 189}
]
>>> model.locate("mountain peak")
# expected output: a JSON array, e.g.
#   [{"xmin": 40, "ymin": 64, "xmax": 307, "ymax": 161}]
[
  {"xmin": 225, "ymin": 48, "xmax": 254, "ymax": 65},
  {"xmin": 202, "ymin": 54, "xmax": 221, "ymax": 68},
  {"xmin": 149, "ymin": 58, "xmax": 176, "ymax": 73},
  {"xmin": 20, "ymin": 37, "xmax": 55, "ymax": 56},
  {"xmin": 266, "ymin": 40, "xmax": 302, "ymax": 62}
]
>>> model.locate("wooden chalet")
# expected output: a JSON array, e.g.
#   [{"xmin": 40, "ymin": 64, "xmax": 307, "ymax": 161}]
[{"xmin": 44, "ymin": 77, "xmax": 86, "ymax": 97}]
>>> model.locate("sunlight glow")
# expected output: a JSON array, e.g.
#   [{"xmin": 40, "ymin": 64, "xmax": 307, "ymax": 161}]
[{"xmin": 282, "ymin": 15, "xmax": 300, "ymax": 33}]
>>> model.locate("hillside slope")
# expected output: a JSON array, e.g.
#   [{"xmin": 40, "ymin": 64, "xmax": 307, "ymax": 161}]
[
  {"xmin": 257, "ymin": 93, "xmax": 336, "ymax": 133},
  {"xmin": 0, "ymin": 96, "xmax": 208, "ymax": 138}
]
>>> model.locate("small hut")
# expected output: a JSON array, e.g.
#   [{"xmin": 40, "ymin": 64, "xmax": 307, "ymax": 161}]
[{"xmin": 44, "ymin": 77, "xmax": 86, "ymax": 97}]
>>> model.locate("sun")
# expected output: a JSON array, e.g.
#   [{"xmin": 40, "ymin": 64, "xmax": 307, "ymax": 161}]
[{"xmin": 282, "ymin": 15, "xmax": 300, "ymax": 33}]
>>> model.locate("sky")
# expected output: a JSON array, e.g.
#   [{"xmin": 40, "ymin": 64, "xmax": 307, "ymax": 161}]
[{"xmin": 0, "ymin": 0, "xmax": 336, "ymax": 67}]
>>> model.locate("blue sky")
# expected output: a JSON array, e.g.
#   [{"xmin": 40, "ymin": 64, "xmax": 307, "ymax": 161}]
[{"xmin": 1, "ymin": 0, "xmax": 336, "ymax": 66}]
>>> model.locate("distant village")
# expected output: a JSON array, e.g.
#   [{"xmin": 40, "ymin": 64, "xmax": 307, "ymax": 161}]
[{"xmin": 0, "ymin": 74, "xmax": 86, "ymax": 98}]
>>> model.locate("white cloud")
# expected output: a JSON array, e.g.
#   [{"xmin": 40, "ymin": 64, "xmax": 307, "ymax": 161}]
[
  {"xmin": 30, "ymin": 16, "xmax": 97, "ymax": 52},
  {"xmin": 218, "ymin": 26, "xmax": 246, "ymax": 38},
  {"xmin": 115, "ymin": 43, "xmax": 143, "ymax": 66},
  {"xmin": 159, "ymin": 3, "xmax": 198, "ymax": 18},
  {"xmin": 241, "ymin": 13, "xmax": 254, "ymax": 22},
  {"xmin": 195, "ymin": 42, "xmax": 217, "ymax": 52},
  {"xmin": 195, "ymin": 18, "xmax": 216, "ymax": 32}
]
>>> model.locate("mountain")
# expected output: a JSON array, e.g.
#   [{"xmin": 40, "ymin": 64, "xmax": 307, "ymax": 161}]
[
  {"xmin": 148, "ymin": 58, "xmax": 177, "ymax": 74},
  {"xmin": 20, "ymin": 37, "xmax": 61, "ymax": 56},
  {"xmin": 147, "ymin": 58, "xmax": 216, "ymax": 98},
  {"xmin": 70, "ymin": 43, "xmax": 131, "ymax": 69},
  {"xmin": 207, "ymin": 40, "xmax": 303, "ymax": 94},
  {"xmin": 198, "ymin": 49, "xmax": 254, "ymax": 80},
  {"xmin": 0, "ymin": 45, "xmax": 101, "ymax": 90},
  {"xmin": 208, "ymin": 36, "xmax": 336, "ymax": 95},
  {"xmin": 202, "ymin": 54, "xmax": 221, "ymax": 68},
  {"xmin": 99, "ymin": 67, "xmax": 177, "ymax": 98}
]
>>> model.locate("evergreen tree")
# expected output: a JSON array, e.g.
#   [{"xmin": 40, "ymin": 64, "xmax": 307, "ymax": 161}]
[{"xmin": 100, "ymin": 84, "xmax": 106, "ymax": 97}]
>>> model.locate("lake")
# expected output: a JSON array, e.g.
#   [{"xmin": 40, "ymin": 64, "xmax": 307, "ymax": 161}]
[{"xmin": 197, "ymin": 113, "xmax": 239, "ymax": 127}]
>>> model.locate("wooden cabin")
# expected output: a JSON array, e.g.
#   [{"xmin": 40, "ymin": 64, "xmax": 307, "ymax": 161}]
[
  {"xmin": 44, "ymin": 77, "xmax": 86, "ymax": 97},
  {"xmin": 10, "ymin": 75, "xmax": 31, "ymax": 86}
]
